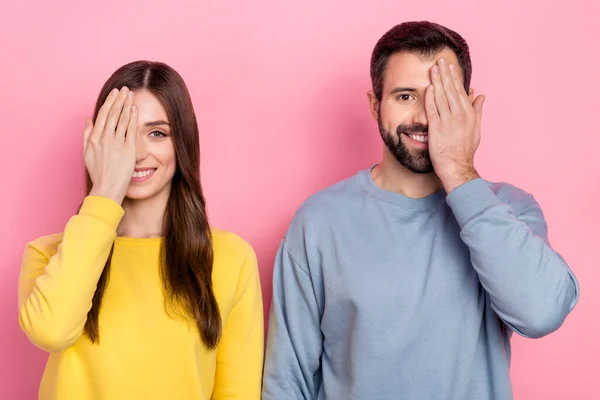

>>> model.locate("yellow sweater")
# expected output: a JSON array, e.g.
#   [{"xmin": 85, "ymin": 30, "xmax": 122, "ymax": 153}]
[{"xmin": 18, "ymin": 196, "xmax": 264, "ymax": 400}]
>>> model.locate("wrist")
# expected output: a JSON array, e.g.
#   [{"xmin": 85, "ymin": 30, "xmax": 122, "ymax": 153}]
[
  {"xmin": 89, "ymin": 186, "xmax": 125, "ymax": 205},
  {"xmin": 437, "ymin": 164, "xmax": 480, "ymax": 193}
]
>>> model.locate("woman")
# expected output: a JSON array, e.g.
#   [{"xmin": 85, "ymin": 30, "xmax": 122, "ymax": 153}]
[{"xmin": 18, "ymin": 61, "xmax": 264, "ymax": 399}]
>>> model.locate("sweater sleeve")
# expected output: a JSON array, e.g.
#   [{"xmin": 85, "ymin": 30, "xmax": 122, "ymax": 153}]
[
  {"xmin": 18, "ymin": 196, "xmax": 124, "ymax": 352},
  {"xmin": 446, "ymin": 178, "xmax": 579, "ymax": 338},
  {"xmin": 212, "ymin": 246, "xmax": 264, "ymax": 400},
  {"xmin": 262, "ymin": 240, "xmax": 324, "ymax": 400}
]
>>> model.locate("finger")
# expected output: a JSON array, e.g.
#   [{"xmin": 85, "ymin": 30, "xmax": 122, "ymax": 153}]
[
  {"xmin": 473, "ymin": 95, "xmax": 485, "ymax": 126},
  {"xmin": 431, "ymin": 65, "xmax": 450, "ymax": 119},
  {"xmin": 438, "ymin": 59, "xmax": 461, "ymax": 113},
  {"xmin": 82, "ymin": 118, "xmax": 93, "ymax": 153},
  {"xmin": 126, "ymin": 104, "xmax": 138, "ymax": 149},
  {"xmin": 93, "ymin": 88, "xmax": 119, "ymax": 135},
  {"xmin": 115, "ymin": 91, "xmax": 134, "ymax": 141},
  {"xmin": 102, "ymin": 87, "xmax": 129, "ymax": 140},
  {"xmin": 425, "ymin": 85, "xmax": 441, "ymax": 128},
  {"xmin": 449, "ymin": 64, "xmax": 472, "ymax": 110}
]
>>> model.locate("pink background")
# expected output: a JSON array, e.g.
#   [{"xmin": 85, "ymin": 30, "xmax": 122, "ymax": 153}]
[{"xmin": 1, "ymin": 0, "xmax": 598, "ymax": 398}]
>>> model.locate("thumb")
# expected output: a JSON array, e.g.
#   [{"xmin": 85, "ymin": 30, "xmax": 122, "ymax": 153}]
[
  {"xmin": 473, "ymin": 95, "xmax": 485, "ymax": 125},
  {"xmin": 82, "ymin": 118, "xmax": 93, "ymax": 152}
]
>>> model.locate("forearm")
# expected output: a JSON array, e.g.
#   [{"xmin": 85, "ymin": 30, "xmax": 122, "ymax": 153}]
[
  {"xmin": 18, "ymin": 196, "xmax": 123, "ymax": 351},
  {"xmin": 447, "ymin": 179, "xmax": 579, "ymax": 337}
]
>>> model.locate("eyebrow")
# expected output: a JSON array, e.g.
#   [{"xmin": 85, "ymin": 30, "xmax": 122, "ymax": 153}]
[
  {"xmin": 144, "ymin": 120, "xmax": 170, "ymax": 127},
  {"xmin": 389, "ymin": 87, "xmax": 418, "ymax": 95}
]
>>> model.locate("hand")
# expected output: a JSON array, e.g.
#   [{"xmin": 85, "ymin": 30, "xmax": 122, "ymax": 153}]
[
  {"xmin": 83, "ymin": 87, "xmax": 137, "ymax": 204},
  {"xmin": 425, "ymin": 57, "xmax": 485, "ymax": 193}
]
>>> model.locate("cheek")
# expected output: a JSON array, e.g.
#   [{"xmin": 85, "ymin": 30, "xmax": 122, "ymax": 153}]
[
  {"xmin": 151, "ymin": 141, "xmax": 177, "ymax": 170},
  {"xmin": 380, "ymin": 102, "xmax": 408, "ymax": 130}
]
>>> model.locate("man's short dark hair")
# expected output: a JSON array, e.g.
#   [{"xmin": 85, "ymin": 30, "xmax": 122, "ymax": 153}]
[{"xmin": 370, "ymin": 21, "xmax": 472, "ymax": 101}]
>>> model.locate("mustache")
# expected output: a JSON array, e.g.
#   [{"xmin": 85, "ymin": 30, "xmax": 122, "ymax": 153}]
[{"xmin": 396, "ymin": 123, "xmax": 428, "ymax": 135}]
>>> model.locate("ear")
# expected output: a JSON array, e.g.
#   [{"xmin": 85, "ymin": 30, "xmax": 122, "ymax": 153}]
[
  {"xmin": 367, "ymin": 90, "xmax": 380, "ymax": 122},
  {"xmin": 468, "ymin": 88, "xmax": 475, "ymax": 102}
]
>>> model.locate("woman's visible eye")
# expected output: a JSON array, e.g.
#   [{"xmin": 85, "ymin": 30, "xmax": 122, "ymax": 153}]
[
  {"xmin": 397, "ymin": 94, "xmax": 415, "ymax": 102},
  {"xmin": 149, "ymin": 130, "xmax": 167, "ymax": 138}
]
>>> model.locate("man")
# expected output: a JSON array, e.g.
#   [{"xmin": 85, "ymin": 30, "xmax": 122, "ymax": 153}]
[{"xmin": 262, "ymin": 21, "xmax": 579, "ymax": 400}]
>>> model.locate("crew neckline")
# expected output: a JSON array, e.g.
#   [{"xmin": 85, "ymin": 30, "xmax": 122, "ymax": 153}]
[
  {"xmin": 358, "ymin": 166, "xmax": 446, "ymax": 211},
  {"xmin": 114, "ymin": 236, "xmax": 163, "ymax": 246}
]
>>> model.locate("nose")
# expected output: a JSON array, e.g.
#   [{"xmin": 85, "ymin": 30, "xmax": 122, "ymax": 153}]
[
  {"xmin": 136, "ymin": 136, "xmax": 149, "ymax": 162},
  {"xmin": 413, "ymin": 99, "xmax": 428, "ymax": 126}
]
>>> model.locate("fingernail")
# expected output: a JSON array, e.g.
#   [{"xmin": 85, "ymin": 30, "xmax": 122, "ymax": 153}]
[
  {"xmin": 121, "ymin": 86, "xmax": 129, "ymax": 93},
  {"xmin": 449, "ymin": 64, "xmax": 455, "ymax": 71},
  {"xmin": 439, "ymin": 58, "xmax": 446, "ymax": 66},
  {"xmin": 111, "ymin": 88, "xmax": 118, "ymax": 96},
  {"xmin": 127, "ymin": 91, "xmax": 133, "ymax": 98},
  {"xmin": 432, "ymin": 66, "xmax": 439, "ymax": 74}
]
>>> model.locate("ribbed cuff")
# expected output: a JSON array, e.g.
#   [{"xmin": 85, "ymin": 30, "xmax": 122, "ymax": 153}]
[
  {"xmin": 445, "ymin": 178, "xmax": 502, "ymax": 228},
  {"xmin": 79, "ymin": 196, "xmax": 125, "ymax": 232}
]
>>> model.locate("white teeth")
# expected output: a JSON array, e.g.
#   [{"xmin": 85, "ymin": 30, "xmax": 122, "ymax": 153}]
[
  {"xmin": 408, "ymin": 134, "xmax": 428, "ymax": 143},
  {"xmin": 132, "ymin": 169, "xmax": 154, "ymax": 178}
]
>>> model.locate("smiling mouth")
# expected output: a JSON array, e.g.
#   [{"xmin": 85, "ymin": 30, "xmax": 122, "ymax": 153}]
[
  {"xmin": 404, "ymin": 133, "xmax": 428, "ymax": 144},
  {"xmin": 132, "ymin": 169, "xmax": 156, "ymax": 178}
]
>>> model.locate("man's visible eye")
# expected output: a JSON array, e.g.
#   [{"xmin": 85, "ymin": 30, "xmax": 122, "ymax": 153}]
[
  {"xmin": 149, "ymin": 130, "xmax": 167, "ymax": 138},
  {"xmin": 397, "ymin": 94, "xmax": 415, "ymax": 101}
]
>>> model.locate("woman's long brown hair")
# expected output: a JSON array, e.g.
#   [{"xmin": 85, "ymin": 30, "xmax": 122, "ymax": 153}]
[{"xmin": 83, "ymin": 61, "xmax": 221, "ymax": 349}]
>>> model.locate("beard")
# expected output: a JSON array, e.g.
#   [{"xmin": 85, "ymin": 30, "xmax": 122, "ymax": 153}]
[{"xmin": 378, "ymin": 114, "xmax": 434, "ymax": 174}]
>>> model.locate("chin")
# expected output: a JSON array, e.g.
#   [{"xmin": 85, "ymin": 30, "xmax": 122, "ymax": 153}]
[
  {"xmin": 125, "ymin": 190, "xmax": 157, "ymax": 201},
  {"xmin": 125, "ymin": 186, "xmax": 166, "ymax": 201}
]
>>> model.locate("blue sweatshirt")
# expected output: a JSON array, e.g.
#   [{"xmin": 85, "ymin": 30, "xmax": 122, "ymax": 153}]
[{"xmin": 262, "ymin": 168, "xmax": 579, "ymax": 400}]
